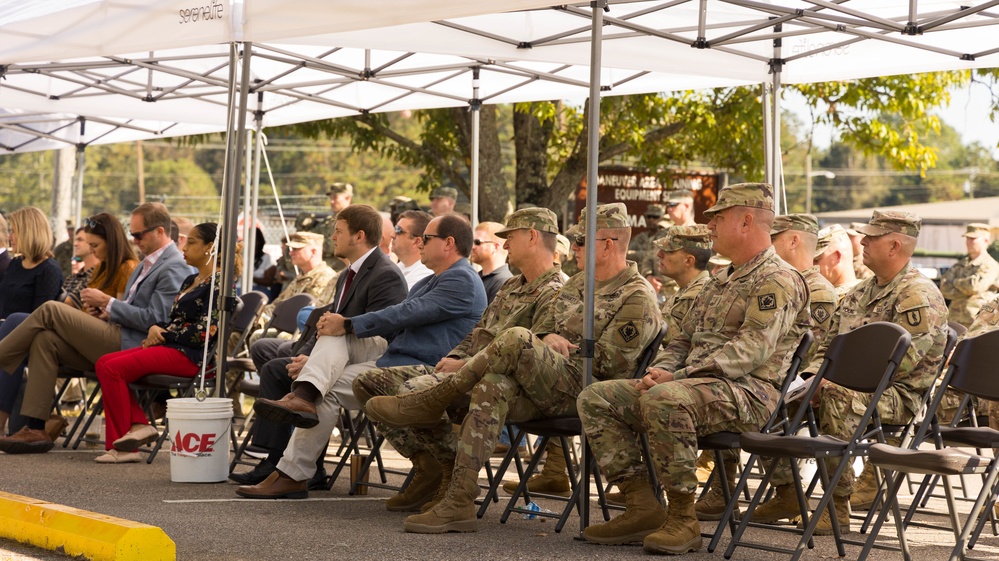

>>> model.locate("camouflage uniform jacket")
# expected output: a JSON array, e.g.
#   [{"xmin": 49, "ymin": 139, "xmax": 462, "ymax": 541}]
[
  {"xmin": 963, "ymin": 296, "xmax": 999, "ymax": 337},
  {"xmin": 805, "ymin": 262, "xmax": 948, "ymax": 417},
  {"xmin": 662, "ymin": 269, "xmax": 710, "ymax": 346},
  {"xmin": 834, "ymin": 278, "xmax": 862, "ymax": 300},
  {"xmin": 537, "ymin": 261, "xmax": 661, "ymax": 381},
  {"xmin": 261, "ymin": 262, "xmax": 336, "ymax": 322},
  {"xmin": 447, "ymin": 266, "xmax": 565, "ymax": 361},
  {"xmin": 802, "ymin": 266, "xmax": 838, "ymax": 364},
  {"xmin": 655, "ymin": 246, "xmax": 811, "ymax": 394},
  {"xmin": 939, "ymin": 252, "xmax": 999, "ymax": 326}
]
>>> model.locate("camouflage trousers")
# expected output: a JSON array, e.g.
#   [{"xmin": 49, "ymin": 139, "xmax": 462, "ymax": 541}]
[
  {"xmin": 352, "ymin": 365, "xmax": 456, "ymax": 461},
  {"xmin": 579, "ymin": 377, "xmax": 772, "ymax": 495},
  {"xmin": 770, "ymin": 383, "xmax": 916, "ymax": 497},
  {"xmin": 446, "ymin": 327, "xmax": 580, "ymax": 474}
]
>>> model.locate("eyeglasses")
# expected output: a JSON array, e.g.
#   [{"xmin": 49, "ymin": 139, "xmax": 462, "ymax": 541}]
[
  {"xmin": 473, "ymin": 239, "xmax": 497, "ymax": 246},
  {"xmin": 573, "ymin": 234, "xmax": 618, "ymax": 247},
  {"xmin": 422, "ymin": 233, "xmax": 443, "ymax": 244},
  {"xmin": 394, "ymin": 226, "xmax": 413, "ymax": 238},
  {"xmin": 130, "ymin": 225, "xmax": 159, "ymax": 241},
  {"xmin": 666, "ymin": 203, "xmax": 681, "ymax": 208}
]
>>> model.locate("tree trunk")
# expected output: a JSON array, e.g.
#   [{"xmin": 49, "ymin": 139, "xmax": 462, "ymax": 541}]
[
  {"xmin": 51, "ymin": 146, "xmax": 75, "ymax": 242},
  {"xmin": 450, "ymin": 106, "xmax": 509, "ymax": 222},
  {"xmin": 514, "ymin": 103, "xmax": 553, "ymax": 211}
]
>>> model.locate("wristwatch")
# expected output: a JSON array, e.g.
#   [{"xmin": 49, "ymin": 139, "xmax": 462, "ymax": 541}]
[{"xmin": 343, "ymin": 318, "xmax": 353, "ymax": 335}]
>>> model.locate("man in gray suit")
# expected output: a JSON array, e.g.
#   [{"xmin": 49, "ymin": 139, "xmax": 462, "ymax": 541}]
[{"xmin": 0, "ymin": 202, "xmax": 189, "ymax": 453}]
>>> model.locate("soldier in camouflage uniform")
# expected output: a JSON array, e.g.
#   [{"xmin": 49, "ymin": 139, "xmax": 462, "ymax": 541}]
[
  {"xmin": 939, "ymin": 223, "xmax": 999, "ymax": 327},
  {"xmin": 655, "ymin": 225, "xmax": 713, "ymax": 345},
  {"xmin": 814, "ymin": 224, "xmax": 861, "ymax": 298},
  {"xmin": 364, "ymin": 203, "xmax": 661, "ymax": 534},
  {"xmin": 771, "ymin": 214, "xmax": 838, "ymax": 363},
  {"xmin": 752, "ymin": 209, "xmax": 948, "ymax": 534},
  {"xmin": 961, "ymin": 297, "xmax": 999, "ymax": 518},
  {"xmin": 352, "ymin": 207, "xmax": 566, "ymax": 512},
  {"xmin": 628, "ymin": 204, "xmax": 676, "ymax": 302},
  {"xmin": 293, "ymin": 182, "xmax": 353, "ymax": 273},
  {"xmin": 665, "ymin": 189, "xmax": 697, "ymax": 227},
  {"xmin": 578, "ymin": 183, "xmax": 811, "ymax": 554}
]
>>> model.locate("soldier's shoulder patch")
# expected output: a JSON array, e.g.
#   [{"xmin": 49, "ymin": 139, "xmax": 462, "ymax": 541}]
[
  {"xmin": 618, "ymin": 321, "xmax": 639, "ymax": 343},
  {"xmin": 812, "ymin": 304, "xmax": 831, "ymax": 325},
  {"xmin": 758, "ymin": 293, "xmax": 777, "ymax": 311},
  {"xmin": 906, "ymin": 308, "xmax": 922, "ymax": 327}
]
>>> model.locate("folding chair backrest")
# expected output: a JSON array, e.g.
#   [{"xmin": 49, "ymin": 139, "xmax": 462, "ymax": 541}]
[
  {"xmin": 944, "ymin": 329, "xmax": 999, "ymax": 403},
  {"xmin": 291, "ymin": 305, "xmax": 332, "ymax": 355},
  {"xmin": 267, "ymin": 293, "xmax": 314, "ymax": 335},
  {"xmin": 631, "ymin": 321, "xmax": 668, "ymax": 378},
  {"xmin": 816, "ymin": 321, "xmax": 911, "ymax": 394},
  {"xmin": 764, "ymin": 330, "xmax": 814, "ymax": 432},
  {"xmin": 232, "ymin": 291, "xmax": 267, "ymax": 333},
  {"xmin": 947, "ymin": 320, "xmax": 968, "ymax": 338}
]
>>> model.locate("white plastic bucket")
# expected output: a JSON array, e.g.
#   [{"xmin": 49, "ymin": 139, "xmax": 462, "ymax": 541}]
[{"xmin": 166, "ymin": 397, "xmax": 232, "ymax": 483}]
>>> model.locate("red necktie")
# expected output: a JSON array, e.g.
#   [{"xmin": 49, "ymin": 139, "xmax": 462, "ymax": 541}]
[{"xmin": 337, "ymin": 269, "xmax": 356, "ymax": 312}]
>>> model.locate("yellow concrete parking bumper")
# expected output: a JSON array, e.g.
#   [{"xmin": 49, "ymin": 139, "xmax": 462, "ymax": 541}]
[{"xmin": 0, "ymin": 491, "xmax": 175, "ymax": 560}]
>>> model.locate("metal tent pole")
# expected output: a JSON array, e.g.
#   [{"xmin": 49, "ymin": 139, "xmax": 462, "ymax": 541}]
[
  {"xmin": 470, "ymin": 67, "xmax": 481, "ymax": 227},
  {"xmin": 578, "ymin": 0, "xmax": 606, "ymax": 536}
]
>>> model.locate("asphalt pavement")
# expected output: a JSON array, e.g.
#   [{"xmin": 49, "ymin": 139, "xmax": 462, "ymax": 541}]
[{"xmin": 1, "ymin": 437, "xmax": 998, "ymax": 561}]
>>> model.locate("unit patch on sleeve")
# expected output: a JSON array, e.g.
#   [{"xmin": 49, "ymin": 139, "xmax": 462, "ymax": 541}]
[
  {"xmin": 757, "ymin": 293, "xmax": 777, "ymax": 311},
  {"xmin": 618, "ymin": 321, "xmax": 639, "ymax": 343}
]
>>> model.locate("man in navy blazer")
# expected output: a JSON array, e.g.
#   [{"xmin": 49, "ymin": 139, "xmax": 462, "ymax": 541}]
[
  {"xmin": 238, "ymin": 212, "xmax": 486, "ymax": 499},
  {"xmin": 231, "ymin": 204, "xmax": 409, "ymax": 486},
  {"xmin": 0, "ymin": 203, "xmax": 188, "ymax": 453}
]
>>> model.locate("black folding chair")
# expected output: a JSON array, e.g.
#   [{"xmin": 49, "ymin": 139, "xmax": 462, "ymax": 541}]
[
  {"xmin": 725, "ymin": 321, "xmax": 911, "ymax": 561},
  {"xmin": 858, "ymin": 328, "xmax": 999, "ymax": 561}
]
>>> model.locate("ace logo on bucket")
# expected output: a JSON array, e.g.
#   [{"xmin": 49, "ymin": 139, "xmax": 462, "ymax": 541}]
[{"xmin": 171, "ymin": 430, "xmax": 217, "ymax": 456}]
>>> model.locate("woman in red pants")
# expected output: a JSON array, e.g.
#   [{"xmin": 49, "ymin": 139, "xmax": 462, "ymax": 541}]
[{"xmin": 94, "ymin": 222, "xmax": 243, "ymax": 463}]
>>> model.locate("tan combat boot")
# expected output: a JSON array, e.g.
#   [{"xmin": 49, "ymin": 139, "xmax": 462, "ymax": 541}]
[
  {"xmin": 583, "ymin": 478, "xmax": 667, "ymax": 545},
  {"xmin": 695, "ymin": 451, "xmax": 715, "ymax": 484},
  {"xmin": 748, "ymin": 484, "xmax": 802, "ymax": 524},
  {"xmin": 403, "ymin": 466, "xmax": 480, "ymax": 533},
  {"xmin": 801, "ymin": 495, "xmax": 851, "ymax": 535},
  {"xmin": 385, "ymin": 452, "xmax": 443, "ymax": 512},
  {"xmin": 501, "ymin": 440, "xmax": 571, "ymax": 498},
  {"xmin": 365, "ymin": 375, "xmax": 470, "ymax": 429},
  {"xmin": 644, "ymin": 489, "xmax": 703, "ymax": 555},
  {"xmin": 420, "ymin": 458, "xmax": 454, "ymax": 513},
  {"xmin": 850, "ymin": 461, "xmax": 878, "ymax": 510},
  {"xmin": 695, "ymin": 459, "xmax": 739, "ymax": 521}
]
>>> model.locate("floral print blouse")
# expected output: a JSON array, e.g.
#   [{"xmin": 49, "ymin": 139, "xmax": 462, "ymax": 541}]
[{"xmin": 158, "ymin": 272, "xmax": 224, "ymax": 367}]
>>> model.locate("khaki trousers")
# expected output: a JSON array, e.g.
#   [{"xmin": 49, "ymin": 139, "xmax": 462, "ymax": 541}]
[{"xmin": 0, "ymin": 301, "xmax": 121, "ymax": 420}]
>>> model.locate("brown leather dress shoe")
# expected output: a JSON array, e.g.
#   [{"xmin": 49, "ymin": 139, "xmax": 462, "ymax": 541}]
[
  {"xmin": 253, "ymin": 393, "xmax": 319, "ymax": 429},
  {"xmin": 236, "ymin": 470, "xmax": 308, "ymax": 499},
  {"xmin": 0, "ymin": 427, "xmax": 55, "ymax": 454}
]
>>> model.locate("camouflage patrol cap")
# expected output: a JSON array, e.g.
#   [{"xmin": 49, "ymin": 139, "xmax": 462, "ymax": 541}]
[
  {"xmin": 666, "ymin": 190, "xmax": 695, "ymax": 204},
  {"xmin": 430, "ymin": 187, "xmax": 458, "ymax": 200},
  {"xmin": 770, "ymin": 213, "xmax": 819, "ymax": 236},
  {"xmin": 555, "ymin": 234, "xmax": 572, "ymax": 258},
  {"xmin": 454, "ymin": 202, "xmax": 472, "ymax": 217},
  {"xmin": 703, "ymin": 183, "xmax": 774, "ymax": 218},
  {"xmin": 496, "ymin": 207, "xmax": 559, "ymax": 238},
  {"xmin": 654, "ymin": 224, "xmax": 712, "ymax": 252},
  {"xmin": 645, "ymin": 204, "xmax": 665, "ymax": 218},
  {"xmin": 814, "ymin": 224, "xmax": 849, "ymax": 258},
  {"xmin": 328, "ymin": 182, "xmax": 353, "ymax": 196},
  {"xmin": 963, "ymin": 223, "xmax": 991, "ymax": 240},
  {"xmin": 564, "ymin": 203, "xmax": 630, "ymax": 237},
  {"xmin": 846, "ymin": 222, "xmax": 867, "ymax": 237},
  {"xmin": 286, "ymin": 231, "xmax": 325, "ymax": 249},
  {"xmin": 709, "ymin": 254, "xmax": 731, "ymax": 269},
  {"xmin": 855, "ymin": 210, "xmax": 921, "ymax": 238}
]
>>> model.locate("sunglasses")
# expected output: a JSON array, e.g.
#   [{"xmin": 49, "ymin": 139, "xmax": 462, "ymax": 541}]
[
  {"xmin": 573, "ymin": 234, "xmax": 618, "ymax": 247},
  {"xmin": 83, "ymin": 216, "xmax": 105, "ymax": 234},
  {"xmin": 422, "ymin": 233, "xmax": 444, "ymax": 244},
  {"xmin": 130, "ymin": 225, "xmax": 159, "ymax": 241},
  {"xmin": 394, "ymin": 226, "xmax": 413, "ymax": 237},
  {"xmin": 473, "ymin": 239, "xmax": 497, "ymax": 246}
]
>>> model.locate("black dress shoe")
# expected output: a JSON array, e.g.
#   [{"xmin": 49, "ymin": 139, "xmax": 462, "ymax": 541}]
[
  {"xmin": 229, "ymin": 459, "xmax": 276, "ymax": 485},
  {"xmin": 308, "ymin": 467, "xmax": 329, "ymax": 491}
]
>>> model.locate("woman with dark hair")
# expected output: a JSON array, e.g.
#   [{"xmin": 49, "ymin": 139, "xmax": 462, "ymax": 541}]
[
  {"xmin": 73, "ymin": 213, "xmax": 139, "ymax": 309},
  {"xmin": 93, "ymin": 223, "xmax": 243, "ymax": 463}
]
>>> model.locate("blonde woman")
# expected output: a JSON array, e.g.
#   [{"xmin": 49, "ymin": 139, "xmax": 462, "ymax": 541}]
[{"xmin": 0, "ymin": 207, "xmax": 63, "ymax": 319}]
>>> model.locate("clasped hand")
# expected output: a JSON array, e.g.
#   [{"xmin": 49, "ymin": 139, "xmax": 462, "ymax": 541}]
[
  {"xmin": 317, "ymin": 312, "xmax": 346, "ymax": 337},
  {"xmin": 635, "ymin": 367, "xmax": 673, "ymax": 394}
]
